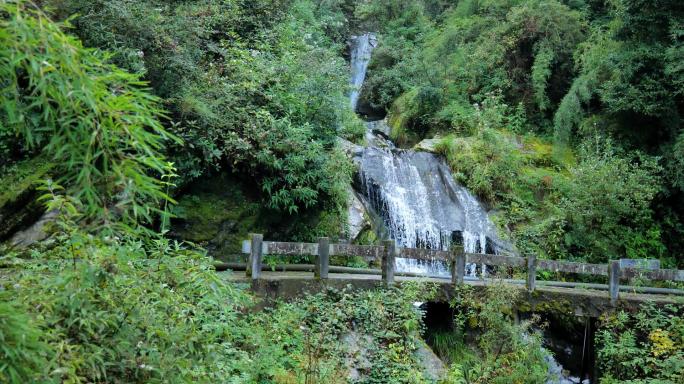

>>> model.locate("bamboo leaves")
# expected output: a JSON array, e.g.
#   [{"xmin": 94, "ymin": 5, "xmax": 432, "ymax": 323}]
[{"xmin": 0, "ymin": 0, "xmax": 179, "ymax": 230}]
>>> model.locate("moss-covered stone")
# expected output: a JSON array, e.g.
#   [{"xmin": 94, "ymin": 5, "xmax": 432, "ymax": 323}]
[
  {"xmin": 0, "ymin": 157, "xmax": 55, "ymax": 241},
  {"xmin": 355, "ymin": 227, "xmax": 378, "ymax": 245},
  {"xmin": 170, "ymin": 174, "xmax": 267, "ymax": 260},
  {"xmin": 171, "ymin": 173, "xmax": 350, "ymax": 261},
  {"xmin": 388, "ymin": 90, "xmax": 422, "ymax": 147}
]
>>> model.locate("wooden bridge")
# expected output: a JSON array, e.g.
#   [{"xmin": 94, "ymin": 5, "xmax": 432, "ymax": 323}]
[{"xmin": 221, "ymin": 234, "xmax": 684, "ymax": 316}]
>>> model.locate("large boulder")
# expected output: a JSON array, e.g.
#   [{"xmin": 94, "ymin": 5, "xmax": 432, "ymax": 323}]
[
  {"xmin": 10, "ymin": 210, "xmax": 58, "ymax": 248},
  {"xmin": 337, "ymin": 136, "xmax": 363, "ymax": 158},
  {"xmin": 346, "ymin": 188, "xmax": 370, "ymax": 241},
  {"xmin": 413, "ymin": 135, "xmax": 443, "ymax": 153},
  {"xmin": 415, "ymin": 339, "xmax": 447, "ymax": 381}
]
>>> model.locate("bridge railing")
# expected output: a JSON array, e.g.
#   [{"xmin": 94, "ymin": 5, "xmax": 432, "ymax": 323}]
[{"xmin": 241, "ymin": 234, "xmax": 684, "ymax": 304}]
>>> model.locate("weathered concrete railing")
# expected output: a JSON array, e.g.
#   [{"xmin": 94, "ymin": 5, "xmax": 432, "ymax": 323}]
[{"xmin": 241, "ymin": 234, "xmax": 684, "ymax": 304}]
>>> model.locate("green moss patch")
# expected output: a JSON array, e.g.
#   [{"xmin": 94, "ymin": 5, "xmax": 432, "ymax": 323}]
[
  {"xmin": 171, "ymin": 174, "xmax": 266, "ymax": 258},
  {"xmin": 0, "ymin": 157, "xmax": 55, "ymax": 240},
  {"xmin": 0, "ymin": 157, "xmax": 54, "ymax": 208}
]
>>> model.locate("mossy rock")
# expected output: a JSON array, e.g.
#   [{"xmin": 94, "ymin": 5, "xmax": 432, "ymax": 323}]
[
  {"xmin": 387, "ymin": 90, "xmax": 422, "ymax": 147},
  {"xmin": 355, "ymin": 227, "xmax": 378, "ymax": 245},
  {"xmin": 171, "ymin": 173, "xmax": 348, "ymax": 260},
  {"xmin": 0, "ymin": 157, "xmax": 55, "ymax": 241},
  {"xmin": 171, "ymin": 174, "xmax": 267, "ymax": 260}
]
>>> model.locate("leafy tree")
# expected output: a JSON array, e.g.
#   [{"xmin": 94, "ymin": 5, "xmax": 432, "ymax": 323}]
[{"xmin": 46, "ymin": 0, "xmax": 361, "ymax": 213}]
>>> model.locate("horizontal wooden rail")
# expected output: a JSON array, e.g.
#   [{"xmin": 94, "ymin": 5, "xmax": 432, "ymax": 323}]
[
  {"xmin": 241, "ymin": 234, "xmax": 684, "ymax": 303},
  {"xmin": 466, "ymin": 253, "xmax": 527, "ymax": 268},
  {"xmin": 537, "ymin": 259, "xmax": 607, "ymax": 276}
]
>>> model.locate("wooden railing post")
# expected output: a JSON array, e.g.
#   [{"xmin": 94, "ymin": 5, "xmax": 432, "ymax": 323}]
[
  {"xmin": 609, "ymin": 260, "xmax": 620, "ymax": 305},
  {"xmin": 247, "ymin": 234, "xmax": 263, "ymax": 280},
  {"xmin": 451, "ymin": 246, "xmax": 465, "ymax": 285},
  {"xmin": 526, "ymin": 254, "xmax": 537, "ymax": 292},
  {"xmin": 382, "ymin": 240, "xmax": 396, "ymax": 285},
  {"xmin": 315, "ymin": 237, "xmax": 330, "ymax": 279}
]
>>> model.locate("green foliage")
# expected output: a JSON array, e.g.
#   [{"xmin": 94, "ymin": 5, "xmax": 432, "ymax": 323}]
[
  {"xmin": 2, "ymin": 212, "xmax": 438, "ymax": 383},
  {"xmin": 596, "ymin": 303, "xmax": 684, "ymax": 383},
  {"xmin": 0, "ymin": 1, "xmax": 177, "ymax": 229},
  {"xmin": 364, "ymin": 0, "xmax": 585, "ymax": 136},
  {"xmin": 440, "ymin": 284, "xmax": 550, "ymax": 384},
  {"xmin": 0, "ymin": 156, "xmax": 53, "ymax": 208},
  {"xmin": 559, "ymin": 138, "xmax": 662, "ymax": 261},
  {"xmin": 47, "ymin": 0, "xmax": 359, "ymax": 213},
  {"xmin": 554, "ymin": 0, "xmax": 684, "ymax": 147},
  {"xmin": 0, "ymin": 301, "xmax": 50, "ymax": 383},
  {"xmin": 3, "ymin": 236, "xmax": 255, "ymax": 383}
]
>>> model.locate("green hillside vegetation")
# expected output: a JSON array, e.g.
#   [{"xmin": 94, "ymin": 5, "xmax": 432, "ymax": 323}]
[
  {"xmin": 357, "ymin": 0, "xmax": 684, "ymax": 266},
  {"xmin": 1, "ymin": 1, "xmax": 683, "ymax": 383}
]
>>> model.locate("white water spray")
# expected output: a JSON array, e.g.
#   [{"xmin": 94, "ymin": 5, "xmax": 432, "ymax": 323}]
[{"xmin": 350, "ymin": 33, "xmax": 377, "ymax": 110}]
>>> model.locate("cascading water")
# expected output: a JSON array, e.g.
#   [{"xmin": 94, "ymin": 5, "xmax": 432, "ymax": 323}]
[
  {"xmin": 359, "ymin": 147, "xmax": 501, "ymax": 275},
  {"xmin": 348, "ymin": 32, "xmax": 589, "ymax": 383},
  {"xmin": 348, "ymin": 33, "xmax": 504, "ymax": 276},
  {"xmin": 350, "ymin": 33, "xmax": 377, "ymax": 110}
]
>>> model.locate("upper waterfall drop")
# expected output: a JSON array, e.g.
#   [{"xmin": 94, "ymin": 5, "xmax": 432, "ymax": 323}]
[{"xmin": 349, "ymin": 33, "xmax": 377, "ymax": 110}]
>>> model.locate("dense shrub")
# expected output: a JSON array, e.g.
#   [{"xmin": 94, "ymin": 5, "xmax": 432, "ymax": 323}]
[
  {"xmin": 1, "ymin": 222, "xmax": 438, "ymax": 383},
  {"xmin": 596, "ymin": 304, "xmax": 684, "ymax": 383},
  {"xmin": 45, "ymin": 0, "xmax": 363, "ymax": 213}
]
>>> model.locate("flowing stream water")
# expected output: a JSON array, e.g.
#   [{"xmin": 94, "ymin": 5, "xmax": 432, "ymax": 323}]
[{"xmin": 348, "ymin": 32, "xmax": 588, "ymax": 383}]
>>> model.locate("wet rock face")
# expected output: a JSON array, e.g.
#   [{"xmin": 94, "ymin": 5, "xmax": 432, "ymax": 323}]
[
  {"xmin": 10, "ymin": 210, "xmax": 58, "ymax": 248},
  {"xmin": 346, "ymin": 188, "xmax": 370, "ymax": 242},
  {"xmin": 349, "ymin": 33, "xmax": 377, "ymax": 112}
]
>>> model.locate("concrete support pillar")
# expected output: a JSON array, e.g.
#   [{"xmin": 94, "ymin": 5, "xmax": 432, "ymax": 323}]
[
  {"xmin": 526, "ymin": 254, "xmax": 537, "ymax": 292},
  {"xmin": 382, "ymin": 240, "xmax": 396, "ymax": 285},
  {"xmin": 452, "ymin": 247, "xmax": 465, "ymax": 285},
  {"xmin": 609, "ymin": 260, "xmax": 620, "ymax": 305},
  {"xmin": 315, "ymin": 237, "xmax": 330, "ymax": 279},
  {"xmin": 248, "ymin": 233, "xmax": 263, "ymax": 280}
]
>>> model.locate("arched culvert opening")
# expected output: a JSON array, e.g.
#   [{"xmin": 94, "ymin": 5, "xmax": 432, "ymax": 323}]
[
  {"xmin": 419, "ymin": 301, "xmax": 457, "ymax": 363},
  {"xmin": 420, "ymin": 301, "xmax": 454, "ymax": 332}
]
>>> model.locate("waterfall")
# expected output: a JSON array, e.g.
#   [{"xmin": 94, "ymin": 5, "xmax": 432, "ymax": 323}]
[
  {"xmin": 358, "ymin": 146, "xmax": 501, "ymax": 276},
  {"xmin": 349, "ymin": 33, "xmax": 505, "ymax": 277},
  {"xmin": 350, "ymin": 33, "xmax": 377, "ymax": 110}
]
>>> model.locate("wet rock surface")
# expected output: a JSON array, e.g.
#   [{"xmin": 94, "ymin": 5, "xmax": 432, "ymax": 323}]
[
  {"xmin": 346, "ymin": 188, "xmax": 371, "ymax": 241},
  {"xmin": 10, "ymin": 210, "xmax": 58, "ymax": 248}
]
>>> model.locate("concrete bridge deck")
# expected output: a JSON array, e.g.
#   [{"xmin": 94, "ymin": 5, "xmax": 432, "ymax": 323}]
[{"xmin": 222, "ymin": 271, "xmax": 684, "ymax": 317}]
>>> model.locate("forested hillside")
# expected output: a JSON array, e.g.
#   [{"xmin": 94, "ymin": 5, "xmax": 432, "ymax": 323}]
[
  {"xmin": 356, "ymin": 0, "xmax": 684, "ymax": 266},
  {"xmin": 1, "ymin": 1, "xmax": 683, "ymax": 383}
]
